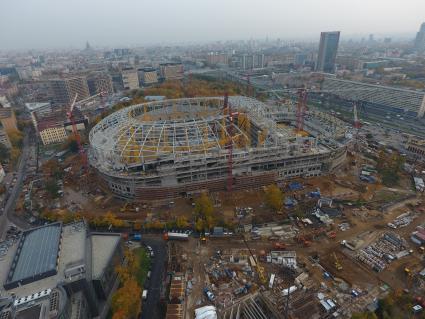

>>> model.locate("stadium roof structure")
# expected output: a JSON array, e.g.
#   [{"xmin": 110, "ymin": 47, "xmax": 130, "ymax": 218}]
[{"xmin": 4, "ymin": 223, "xmax": 62, "ymax": 290}]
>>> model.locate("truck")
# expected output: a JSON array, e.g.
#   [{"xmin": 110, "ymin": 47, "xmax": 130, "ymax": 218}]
[
  {"xmin": 163, "ymin": 232, "xmax": 189, "ymax": 241},
  {"xmin": 203, "ymin": 288, "xmax": 215, "ymax": 302}
]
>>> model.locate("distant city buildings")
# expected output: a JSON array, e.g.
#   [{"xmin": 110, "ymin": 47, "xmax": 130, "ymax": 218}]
[
  {"xmin": 49, "ymin": 76, "xmax": 90, "ymax": 106},
  {"xmin": 159, "ymin": 63, "xmax": 184, "ymax": 80},
  {"xmin": 415, "ymin": 22, "xmax": 425, "ymax": 52},
  {"xmin": 121, "ymin": 68, "xmax": 139, "ymax": 90},
  {"xmin": 316, "ymin": 31, "xmax": 340, "ymax": 73}
]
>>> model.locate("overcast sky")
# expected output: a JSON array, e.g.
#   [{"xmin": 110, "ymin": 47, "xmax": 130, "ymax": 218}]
[{"xmin": 1, "ymin": 0, "xmax": 424, "ymax": 50}]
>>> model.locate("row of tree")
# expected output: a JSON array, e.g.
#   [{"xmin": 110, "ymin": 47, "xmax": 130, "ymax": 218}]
[{"xmin": 112, "ymin": 250, "xmax": 143, "ymax": 319}]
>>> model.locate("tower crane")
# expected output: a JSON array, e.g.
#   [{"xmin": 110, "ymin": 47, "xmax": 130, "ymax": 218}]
[
  {"xmin": 267, "ymin": 86, "xmax": 376, "ymax": 134},
  {"xmin": 67, "ymin": 93, "xmax": 87, "ymax": 169},
  {"xmin": 223, "ymin": 93, "xmax": 239, "ymax": 192}
]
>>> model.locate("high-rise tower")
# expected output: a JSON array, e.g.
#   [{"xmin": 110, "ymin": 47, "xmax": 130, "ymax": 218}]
[{"xmin": 316, "ymin": 31, "xmax": 340, "ymax": 73}]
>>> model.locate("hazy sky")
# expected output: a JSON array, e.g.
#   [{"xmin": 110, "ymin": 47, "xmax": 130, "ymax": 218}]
[{"xmin": 1, "ymin": 0, "xmax": 424, "ymax": 50}]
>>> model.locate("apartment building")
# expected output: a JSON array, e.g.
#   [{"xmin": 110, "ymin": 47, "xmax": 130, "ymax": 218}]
[
  {"xmin": 137, "ymin": 68, "xmax": 158, "ymax": 86},
  {"xmin": 121, "ymin": 68, "xmax": 139, "ymax": 90},
  {"xmin": 87, "ymin": 73, "xmax": 114, "ymax": 95},
  {"xmin": 49, "ymin": 76, "xmax": 90, "ymax": 105},
  {"xmin": 159, "ymin": 63, "xmax": 184, "ymax": 80}
]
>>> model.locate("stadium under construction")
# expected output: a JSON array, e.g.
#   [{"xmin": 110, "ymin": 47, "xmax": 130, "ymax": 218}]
[{"xmin": 89, "ymin": 96, "xmax": 349, "ymax": 201}]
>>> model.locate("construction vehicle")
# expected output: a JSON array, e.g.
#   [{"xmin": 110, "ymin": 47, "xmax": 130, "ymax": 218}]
[
  {"xmin": 333, "ymin": 252, "xmax": 343, "ymax": 271},
  {"xmin": 243, "ymin": 237, "xmax": 266, "ymax": 285},
  {"xmin": 120, "ymin": 202, "xmax": 140, "ymax": 213},
  {"xmin": 327, "ymin": 231, "xmax": 337, "ymax": 239},
  {"xmin": 273, "ymin": 242, "xmax": 287, "ymax": 250}
]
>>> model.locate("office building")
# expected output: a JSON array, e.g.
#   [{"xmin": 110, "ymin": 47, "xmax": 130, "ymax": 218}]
[
  {"xmin": 316, "ymin": 31, "xmax": 340, "ymax": 73},
  {"xmin": 322, "ymin": 77, "xmax": 425, "ymax": 118},
  {"xmin": 0, "ymin": 107, "xmax": 17, "ymax": 148},
  {"xmin": 121, "ymin": 68, "xmax": 139, "ymax": 90},
  {"xmin": 49, "ymin": 76, "xmax": 90, "ymax": 106},
  {"xmin": 26, "ymin": 102, "xmax": 52, "ymax": 130},
  {"xmin": 138, "ymin": 68, "xmax": 158, "ymax": 86},
  {"xmin": 415, "ymin": 22, "xmax": 425, "ymax": 52},
  {"xmin": 35, "ymin": 108, "xmax": 87, "ymax": 145},
  {"xmin": 159, "ymin": 63, "xmax": 184, "ymax": 80},
  {"xmin": 240, "ymin": 54, "xmax": 265, "ymax": 70},
  {"xmin": 206, "ymin": 53, "xmax": 229, "ymax": 66},
  {"xmin": 87, "ymin": 73, "xmax": 114, "ymax": 95},
  {"xmin": 0, "ymin": 221, "xmax": 123, "ymax": 319}
]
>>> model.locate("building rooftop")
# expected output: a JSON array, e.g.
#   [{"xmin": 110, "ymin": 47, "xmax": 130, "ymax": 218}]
[
  {"xmin": 0, "ymin": 221, "xmax": 87, "ymax": 297},
  {"xmin": 4, "ymin": 223, "xmax": 62, "ymax": 290},
  {"xmin": 91, "ymin": 233, "xmax": 121, "ymax": 279},
  {"xmin": 24, "ymin": 102, "xmax": 50, "ymax": 112}
]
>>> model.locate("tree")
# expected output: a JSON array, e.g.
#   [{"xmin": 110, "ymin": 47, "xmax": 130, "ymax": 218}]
[
  {"xmin": 351, "ymin": 312, "xmax": 378, "ymax": 319},
  {"xmin": 7, "ymin": 129, "xmax": 23, "ymax": 148},
  {"xmin": 10, "ymin": 148, "xmax": 21, "ymax": 165},
  {"xmin": 64, "ymin": 136, "xmax": 79, "ymax": 153},
  {"xmin": 0, "ymin": 143, "xmax": 10, "ymax": 162},
  {"xmin": 195, "ymin": 219, "xmax": 204, "ymax": 232},
  {"xmin": 264, "ymin": 184, "xmax": 283, "ymax": 211},
  {"xmin": 45, "ymin": 179, "xmax": 60, "ymax": 198},
  {"xmin": 194, "ymin": 193, "xmax": 214, "ymax": 217},
  {"xmin": 111, "ymin": 279, "xmax": 141, "ymax": 319},
  {"xmin": 176, "ymin": 216, "xmax": 189, "ymax": 228}
]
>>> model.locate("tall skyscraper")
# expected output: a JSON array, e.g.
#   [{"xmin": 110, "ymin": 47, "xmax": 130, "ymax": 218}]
[
  {"xmin": 316, "ymin": 31, "xmax": 340, "ymax": 73},
  {"xmin": 415, "ymin": 22, "xmax": 425, "ymax": 52}
]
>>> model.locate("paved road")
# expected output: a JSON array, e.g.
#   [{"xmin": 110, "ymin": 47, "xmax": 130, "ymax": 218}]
[
  {"xmin": 0, "ymin": 133, "xmax": 31, "ymax": 240},
  {"xmin": 140, "ymin": 236, "xmax": 167, "ymax": 319}
]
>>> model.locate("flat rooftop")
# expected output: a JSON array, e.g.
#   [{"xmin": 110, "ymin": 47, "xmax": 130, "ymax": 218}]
[
  {"xmin": 91, "ymin": 233, "xmax": 121, "ymax": 279},
  {"xmin": 5, "ymin": 223, "xmax": 62, "ymax": 290},
  {"xmin": 1, "ymin": 221, "xmax": 87, "ymax": 298}
]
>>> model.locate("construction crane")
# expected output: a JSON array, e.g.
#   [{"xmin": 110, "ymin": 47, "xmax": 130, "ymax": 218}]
[
  {"xmin": 352, "ymin": 101, "xmax": 361, "ymax": 151},
  {"xmin": 333, "ymin": 252, "xmax": 343, "ymax": 271},
  {"xmin": 223, "ymin": 93, "xmax": 240, "ymax": 192},
  {"xmin": 242, "ymin": 237, "xmax": 266, "ymax": 284},
  {"xmin": 296, "ymin": 88, "xmax": 308, "ymax": 132},
  {"xmin": 267, "ymin": 86, "xmax": 378, "ymax": 134},
  {"xmin": 67, "ymin": 93, "xmax": 87, "ymax": 169}
]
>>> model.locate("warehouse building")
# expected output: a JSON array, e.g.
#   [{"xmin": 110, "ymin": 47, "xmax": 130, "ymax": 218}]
[
  {"xmin": 322, "ymin": 77, "xmax": 425, "ymax": 118},
  {"xmin": 0, "ymin": 221, "xmax": 123, "ymax": 319}
]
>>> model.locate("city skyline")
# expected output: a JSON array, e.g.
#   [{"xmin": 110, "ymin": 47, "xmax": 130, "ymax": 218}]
[{"xmin": 1, "ymin": 0, "xmax": 425, "ymax": 50}]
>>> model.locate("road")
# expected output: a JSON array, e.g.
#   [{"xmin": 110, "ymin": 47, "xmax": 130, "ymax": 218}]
[
  {"xmin": 140, "ymin": 236, "xmax": 167, "ymax": 319},
  {"xmin": 0, "ymin": 133, "xmax": 31, "ymax": 240}
]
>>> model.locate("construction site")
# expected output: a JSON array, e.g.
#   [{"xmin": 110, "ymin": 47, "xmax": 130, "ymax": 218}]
[{"xmin": 89, "ymin": 95, "xmax": 348, "ymax": 201}]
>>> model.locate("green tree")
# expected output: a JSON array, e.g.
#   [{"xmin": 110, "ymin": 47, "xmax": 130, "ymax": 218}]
[
  {"xmin": 45, "ymin": 179, "xmax": 60, "ymax": 198},
  {"xmin": 194, "ymin": 193, "xmax": 214, "ymax": 216},
  {"xmin": 351, "ymin": 312, "xmax": 378, "ymax": 319},
  {"xmin": 264, "ymin": 184, "xmax": 283, "ymax": 211},
  {"xmin": 0, "ymin": 143, "xmax": 10, "ymax": 162}
]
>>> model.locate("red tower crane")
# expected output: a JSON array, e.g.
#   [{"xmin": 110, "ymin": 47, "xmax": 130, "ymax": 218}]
[
  {"xmin": 66, "ymin": 94, "xmax": 87, "ymax": 169},
  {"xmin": 223, "ymin": 93, "xmax": 234, "ymax": 192},
  {"xmin": 296, "ymin": 88, "xmax": 308, "ymax": 132}
]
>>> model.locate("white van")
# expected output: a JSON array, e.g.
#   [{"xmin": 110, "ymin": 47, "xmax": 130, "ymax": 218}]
[
  {"xmin": 142, "ymin": 290, "xmax": 148, "ymax": 300},
  {"xmin": 147, "ymin": 271, "xmax": 151, "ymax": 279}
]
